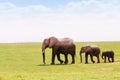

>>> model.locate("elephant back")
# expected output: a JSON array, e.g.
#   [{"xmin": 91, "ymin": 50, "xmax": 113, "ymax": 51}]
[
  {"xmin": 58, "ymin": 38, "xmax": 74, "ymax": 46},
  {"xmin": 102, "ymin": 50, "xmax": 114, "ymax": 56},
  {"xmin": 91, "ymin": 45, "xmax": 100, "ymax": 55}
]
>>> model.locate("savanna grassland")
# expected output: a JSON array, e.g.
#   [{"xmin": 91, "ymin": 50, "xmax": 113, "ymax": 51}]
[{"xmin": 0, "ymin": 42, "xmax": 120, "ymax": 80}]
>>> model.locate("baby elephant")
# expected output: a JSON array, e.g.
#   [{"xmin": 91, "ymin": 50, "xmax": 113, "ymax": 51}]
[{"xmin": 102, "ymin": 50, "xmax": 114, "ymax": 63}]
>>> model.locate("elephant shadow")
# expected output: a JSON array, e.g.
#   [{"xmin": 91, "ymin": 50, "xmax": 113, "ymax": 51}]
[
  {"xmin": 36, "ymin": 64, "xmax": 71, "ymax": 66},
  {"xmin": 101, "ymin": 60, "xmax": 120, "ymax": 63}
]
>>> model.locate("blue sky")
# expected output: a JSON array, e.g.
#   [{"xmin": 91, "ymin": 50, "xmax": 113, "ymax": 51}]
[
  {"xmin": 0, "ymin": 0, "xmax": 80, "ymax": 7},
  {"xmin": 0, "ymin": 0, "xmax": 120, "ymax": 43}
]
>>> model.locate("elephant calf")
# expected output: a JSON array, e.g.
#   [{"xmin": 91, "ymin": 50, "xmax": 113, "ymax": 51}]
[
  {"xmin": 80, "ymin": 45, "xmax": 100, "ymax": 64},
  {"xmin": 102, "ymin": 50, "xmax": 114, "ymax": 63}
]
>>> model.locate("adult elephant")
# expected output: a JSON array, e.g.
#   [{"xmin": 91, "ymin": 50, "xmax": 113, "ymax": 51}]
[
  {"xmin": 42, "ymin": 36, "xmax": 76, "ymax": 64},
  {"xmin": 80, "ymin": 45, "xmax": 100, "ymax": 64}
]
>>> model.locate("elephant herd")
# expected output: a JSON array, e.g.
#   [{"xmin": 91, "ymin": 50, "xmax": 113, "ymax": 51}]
[{"xmin": 42, "ymin": 36, "xmax": 114, "ymax": 64}]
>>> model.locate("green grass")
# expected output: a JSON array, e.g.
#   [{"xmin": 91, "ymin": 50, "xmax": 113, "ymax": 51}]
[{"xmin": 0, "ymin": 42, "xmax": 120, "ymax": 80}]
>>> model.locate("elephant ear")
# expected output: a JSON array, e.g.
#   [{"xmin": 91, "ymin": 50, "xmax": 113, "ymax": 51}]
[
  {"xmin": 42, "ymin": 38, "xmax": 49, "ymax": 52},
  {"xmin": 48, "ymin": 36, "xmax": 58, "ymax": 48},
  {"xmin": 85, "ymin": 46, "xmax": 92, "ymax": 52}
]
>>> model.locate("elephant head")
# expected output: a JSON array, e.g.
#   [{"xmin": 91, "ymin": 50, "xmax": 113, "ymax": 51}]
[
  {"xmin": 42, "ymin": 36, "xmax": 58, "ymax": 64},
  {"xmin": 80, "ymin": 45, "xmax": 92, "ymax": 63},
  {"xmin": 80, "ymin": 45, "xmax": 99, "ymax": 63}
]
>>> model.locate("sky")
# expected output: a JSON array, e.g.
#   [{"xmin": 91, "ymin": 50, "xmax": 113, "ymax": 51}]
[{"xmin": 0, "ymin": 0, "xmax": 120, "ymax": 43}]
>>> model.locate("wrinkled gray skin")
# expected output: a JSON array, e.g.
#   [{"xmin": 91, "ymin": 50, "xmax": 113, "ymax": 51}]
[
  {"xmin": 80, "ymin": 45, "xmax": 100, "ymax": 64},
  {"xmin": 42, "ymin": 36, "xmax": 76, "ymax": 64},
  {"xmin": 102, "ymin": 50, "xmax": 114, "ymax": 63}
]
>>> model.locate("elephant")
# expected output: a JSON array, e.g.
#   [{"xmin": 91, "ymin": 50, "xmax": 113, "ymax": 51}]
[
  {"xmin": 80, "ymin": 45, "xmax": 100, "ymax": 64},
  {"xmin": 102, "ymin": 50, "xmax": 114, "ymax": 63},
  {"xmin": 42, "ymin": 36, "xmax": 76, "ymax": 64}
]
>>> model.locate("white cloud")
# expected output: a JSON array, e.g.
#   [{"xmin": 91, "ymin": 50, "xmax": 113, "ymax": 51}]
[
  {"xmin": 0, "ymin": 2, "xmax": 15, "ymax": 10},
  {"xmin": 0, "ymin": 2, "xmax": 52, "ymax": 19},
  {"xmin": 0, "ymin": 0, "xmax": 120, "ymax": 43},
  {"xmin": 60, "ymin": 0, "xmax": 120, "ymax": 14}
]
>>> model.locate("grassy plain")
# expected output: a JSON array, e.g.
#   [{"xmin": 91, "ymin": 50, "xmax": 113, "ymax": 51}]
[{"xmin": 0, "ymin": 42, "xmax": 120, "ymax": 80}]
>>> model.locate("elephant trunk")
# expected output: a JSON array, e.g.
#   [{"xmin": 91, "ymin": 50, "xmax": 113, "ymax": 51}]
[
  {"xmin": 80, "ymin": 51, "xmax": 82, "ymax": 63},
  {"xmin": 102, "ymin": 54, "xmax": 104, "ymax": 59},
  {"xmin": 42, "ymin": 45, "xmax": 46, "ymax": 64},
  {"xmin": 42, "ymin": 50, "xmax": 46, "ymax": 64}
]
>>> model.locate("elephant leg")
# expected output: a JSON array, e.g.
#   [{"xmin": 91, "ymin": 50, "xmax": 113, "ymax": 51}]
[
  {"xmin": 104, "ymin": 56, "xmax": 106, "ymax": 63},
  {"xmin": 64, "ymin": 54, "xmax": 68, "ymax": 64},
  {"xmin": 57, "ymin": 53, "xmax": 64, "ymax": 64},
  {"xmin": 51, "ymin": 48, "xmax": 56, "ymax": 65},
  {"xmin": 71, "ymin": 54, "xmax": 75, "ymax": 64},
  {"xmin": 97, "ymin": 55, "xmax": 100, "ymax": 63},
  {"xmin": 51, "ymin": 53, "xmax": 56, "ymax": 65},
  {"xmin": 112, "ymin": 56, "xmax": 114, "ymax": 62},
  {"xmin": 85, "ymin": 52, "xmax": 89, "ymax": 64},
  {"xmin": 90, "ymin": 54, "xmax": 95, "ymax": 63},
  {"xmin": 108, "ymin": 57, "xmax": 111, "ymax": 62}
]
